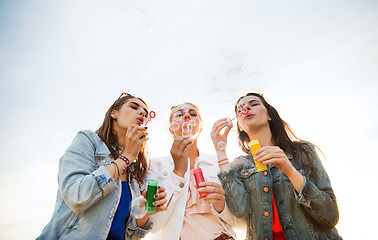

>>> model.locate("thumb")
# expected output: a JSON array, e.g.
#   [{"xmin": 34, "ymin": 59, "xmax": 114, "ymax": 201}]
[{"xmin": 141, "ymin": 189, "xmax": 147, "ymax": 198}]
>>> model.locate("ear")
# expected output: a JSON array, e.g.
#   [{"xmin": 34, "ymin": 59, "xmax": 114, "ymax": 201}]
[{"xmin": 111, "ymin": 110, "xmax": 117, "ymax": 119}]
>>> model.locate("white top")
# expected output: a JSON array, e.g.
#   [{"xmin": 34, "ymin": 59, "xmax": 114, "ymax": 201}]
[{"xmin": 144, "ymin": 150, "xmax": 246, "ymax": 240}]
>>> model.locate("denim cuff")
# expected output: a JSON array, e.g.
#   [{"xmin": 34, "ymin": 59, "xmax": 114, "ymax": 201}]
[
  {"xmin": 92, "ymin": 165, "xmax": 117, "ymax": 196},
  {"xmin": 126, "ymin": 216, "xmax": 153, "ymax": 238},
  {"xmin": 217, "ymin": 168, "xmax": 237, "ymax": 183},
  {"xmin": 296, "ymin": 177, "xmax": 315, "ymax": 207}
]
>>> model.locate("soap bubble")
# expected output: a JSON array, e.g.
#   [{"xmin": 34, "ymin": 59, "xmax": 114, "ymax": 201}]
[
  {"xmin": 169, "ymin": 122, "xmax": 179, "ymax": 132},
  {"xmin": 173, "ymin": 112, "xmax": 183, "ymax": 121},
  {"xmin": 130, "ymin": 195, "xmax": 146, "ymax": 219},
  {"xmin": 182, "ymin": 122, "xmax": 192, "ymax": 138},
  {"xmin": 189, "ymin": 119, "xmax": 196, "ymax": 126},
  {"xmin": 217, "ymin": 141, "xmax": 227, "ymax": 150},
  {"xmin": 182, "ymin": 106, "xmax": 189, "ymax": 113}
]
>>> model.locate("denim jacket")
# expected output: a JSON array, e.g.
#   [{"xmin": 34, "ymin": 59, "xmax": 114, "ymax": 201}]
[
  {"xmin": 37, "ymin": 130, "xmax": 152, "ymax": 240},
  {"xmin": 218, "ymin": 143, "xmax": 342, "ymax": 240}
]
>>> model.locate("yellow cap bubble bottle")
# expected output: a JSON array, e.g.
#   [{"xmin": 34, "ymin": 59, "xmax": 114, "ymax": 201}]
[{"xmin": 248, "ymin": 140, "xmax": 268, "ymax": 172}]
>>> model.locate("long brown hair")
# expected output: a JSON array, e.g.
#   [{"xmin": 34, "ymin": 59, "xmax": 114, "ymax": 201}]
[
  {"xmin": 96, "ymin": 93, "xmax": 149, "ymax": 183},
  {"xmin": 236, "ymin": 93, "xmax": 321, "ymax": 177}
]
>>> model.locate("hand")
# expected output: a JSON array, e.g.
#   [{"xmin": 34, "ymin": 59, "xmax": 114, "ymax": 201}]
[
  {"xmin": 136, "ymin": 186, "xmax": 167, "ymax": 228},
  {"xmin": 210, "ymin": 118, "xmax": 233, "ymax": 153},
  {"xmin": 141, "ymin": 186, "xmax": 168, "ymax": 214},
  {"xmin": 198, "ymin": 181, "xmax": 226, "ymax": 213},
  {"xmin": 254, "ymin": 146, "xmax": 295, "ymax": 175},
  {"xmin": 121, "ymin": 124, "xmax": 148, "ymax": 159},
  {"xmin": 170, "ymin": 136, "xmax": 194, "ymax": 177}
]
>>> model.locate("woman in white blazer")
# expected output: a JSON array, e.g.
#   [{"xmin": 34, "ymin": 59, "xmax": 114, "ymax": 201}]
[{"xmin": 144, "ymin": 102, "xmax": 245, "ymax": 240}]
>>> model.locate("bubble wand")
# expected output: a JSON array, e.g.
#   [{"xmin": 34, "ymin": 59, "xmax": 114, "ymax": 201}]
[
  {"xmin": 218, "ymin": 108, "xmax": 249, "ymax": 150},
  {"xmin": 144, "ymin": 111, "xmax": 156, "ymax": 125},
  {"xmin": 229, "ymin": 108, "xmax": 249, "ymax": 122}
]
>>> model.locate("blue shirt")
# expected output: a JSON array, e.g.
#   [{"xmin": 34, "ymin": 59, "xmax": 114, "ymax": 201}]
[{"xmin": 107, "ymin": 181, "xmax": 132, "ymax": 240}]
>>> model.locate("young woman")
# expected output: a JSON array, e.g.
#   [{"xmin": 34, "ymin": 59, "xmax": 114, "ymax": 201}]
[
  {"xmin": 37, "ymin": 93, "xmax": 167, "ymax": 240},
  {"xmin": 144, "ymin": 103, "xmax": 245, "ymax": 240},
  {"xmin": 211, "ymin": 93, "xmax": 342, "ymax": 240}
]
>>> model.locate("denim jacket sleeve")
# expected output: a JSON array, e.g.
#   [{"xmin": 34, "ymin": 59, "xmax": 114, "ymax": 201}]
[
  {"xmin": 217, "ymin": 157, "xmax": 252, "ymax": 218},
  {"xmin": 294, "ymin": 144, "xmax": 340, "ymax": 228},
  {"xmin": 126, "ymin": 207, "xmax": 153, "ymax": 239},
  {"xmin": 58, "ymin": 131, "xmax": 118, "ymax": 214}
]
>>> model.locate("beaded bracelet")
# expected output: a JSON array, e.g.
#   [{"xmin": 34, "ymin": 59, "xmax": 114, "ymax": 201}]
[{"xmin": 118, "ymin": 155, "xmax": 131, "ymax": 175}]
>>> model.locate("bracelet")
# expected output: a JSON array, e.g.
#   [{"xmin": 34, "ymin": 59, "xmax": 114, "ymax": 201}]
[
  {"xmin": 218, "ymin": 159, "xmax": 230, "ymax": 166},
  {"xmin": 118, "ymin": 155, "xmax": 130, "ymax": 164},
  {"xmin": 218, "ymin": 158, "xmax": 228, "ymax": 163},
  {"xmin": 111, "ymin": 162, "xmax": 120, "ymax": 179},
  {"xmin": 219, "ymin": 161, "xmax": 230, "ymax": 167},
  {"xmin": 118, "ymin": 155, "xmax": 131, "ymax": 175}
]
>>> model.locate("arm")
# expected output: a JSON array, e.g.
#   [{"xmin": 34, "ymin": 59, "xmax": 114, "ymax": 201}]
[
  {"xmin": 294, "ymin": 146, "xmax": 339, "ymax": 228},
  {"xmin": 217, "ymin": 165, "xmax": 252, "ymax": 218},
  {"xmin": 210, "ymin": 118, "xmax": 252, "ymax": 218},
  {"xmin": 255, "ymin": 143, "xmax": 339, "ymax": 228},
  {"xmin": 58, "ymin": 131, "xmax": 118, "ymax": 214}
]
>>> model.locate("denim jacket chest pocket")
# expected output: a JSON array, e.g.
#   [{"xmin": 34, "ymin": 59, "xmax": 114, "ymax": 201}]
[{"xmin": 240, "ymin": 167, "xmax": 258, "ymax": 191}]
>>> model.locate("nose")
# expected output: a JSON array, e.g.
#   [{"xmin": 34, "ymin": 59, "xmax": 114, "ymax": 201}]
[{"xmin": 183, "ymin": 113, "xmax": 191, "ymax": 121}]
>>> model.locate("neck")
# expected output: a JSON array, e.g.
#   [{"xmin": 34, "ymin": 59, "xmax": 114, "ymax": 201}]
[
  {"xmin": 114, "ymin": 126, "xmax": 127, "ymax": 148},
  {"xmin": 188, "ymin": 139, "xmax": 199, "ymax": 167},
  {"xmin": 246, "ymin": 126, "xmax": 274, "ymax": 147}
]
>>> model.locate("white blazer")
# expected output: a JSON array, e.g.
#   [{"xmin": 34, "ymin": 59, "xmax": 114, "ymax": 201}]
[{"xmin": 144, "ymin": 150, "xmax": 246, "ymax": 240}]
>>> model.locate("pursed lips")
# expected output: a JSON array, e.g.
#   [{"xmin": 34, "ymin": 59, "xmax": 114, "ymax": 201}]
[
  {"xmin": 244, "ymin": 113, "xmax": 254, "ymax": 120},
  {"xmin": 137, "ymin": 117, "xmax": 145, "ymax": 124}
]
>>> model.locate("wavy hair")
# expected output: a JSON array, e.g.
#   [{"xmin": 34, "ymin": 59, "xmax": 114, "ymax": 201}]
[{"xmin": 96, "ymin": 93, "xmax": 149, "ymax": 183}]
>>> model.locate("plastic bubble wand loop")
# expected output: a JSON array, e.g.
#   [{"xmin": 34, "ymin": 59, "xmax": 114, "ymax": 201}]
[
  {"xmin": 144, "ymin": 111, "xmax": 156, "ymax": 125},
  {"xmin": 229, "ymin": 108, "xmax": 249, "ymax": 121}
]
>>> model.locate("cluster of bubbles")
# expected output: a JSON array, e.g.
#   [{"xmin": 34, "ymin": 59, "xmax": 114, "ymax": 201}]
[{"xmin": 169, "ymin": 109, "xmax": 197, "ymax": 138}]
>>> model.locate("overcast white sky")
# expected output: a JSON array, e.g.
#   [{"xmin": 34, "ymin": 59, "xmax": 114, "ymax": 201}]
[{"xmin": 1, "ymin": 1, "xmax": 377, "ymax": 239}]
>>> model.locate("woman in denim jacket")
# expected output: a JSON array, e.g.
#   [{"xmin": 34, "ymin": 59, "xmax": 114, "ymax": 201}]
[
  {"xmin": 37, "ymin": 93, "xmax": 167, "ymax": 240},
  {"xmin": 145, "ymin": 103, "xmax": 245, "ymax": 240},
  {"xmin": 210, "ymin": 93, "xmax": 342, "ymax": 240}
]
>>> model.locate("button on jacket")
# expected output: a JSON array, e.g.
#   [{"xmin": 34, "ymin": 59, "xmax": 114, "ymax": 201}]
[
  {"xmin": 37, "ymin": 130, "xmax": 152, "ymax": 240},
  {"xmin": 218, "ymin": 143, "xmax": 342, "ymax": 240},
  {"xmin": 144, "ymin": 151, "xmax": 246, "ymax": 240}
]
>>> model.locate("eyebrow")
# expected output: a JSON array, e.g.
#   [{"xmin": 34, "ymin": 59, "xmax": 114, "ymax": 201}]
[
  {"xmin": 238, "ymin": 100, "xmax": 260, "ymax": 109},
  {"xmin": 130, "ymin": 101, "xmax": 148, "ymax": 115}
]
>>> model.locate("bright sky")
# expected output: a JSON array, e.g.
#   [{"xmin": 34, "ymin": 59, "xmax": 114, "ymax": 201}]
[{"xmin": 1, "ymin": 1, "xmax": 377, "ymax": 239}]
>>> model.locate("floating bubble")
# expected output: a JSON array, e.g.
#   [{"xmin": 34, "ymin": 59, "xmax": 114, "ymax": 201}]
[
  {"xmin": 217, "ymin": 141, "xmax": 227, "ymax": 150},
  {"xmin": 189, "ymin": 119, "xmax": 196, "ymax": 127},
  {"xmin": 182, "ymin": 122, "xmax": 192, "ymax": 138},
  {"xmin": 169, "ymin": 122, "xmax": 179, "ymax": 132},
  {"xmin": 130, "ymin": 195, "xmax": 146, "ymax": 219},
  {"xmin": 182, "ymin": 106, "xmax": 190, "ymax": 113},
  {"xmin": 173, "ymin": 112, "xmax": 183, "ymax": 121}
]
